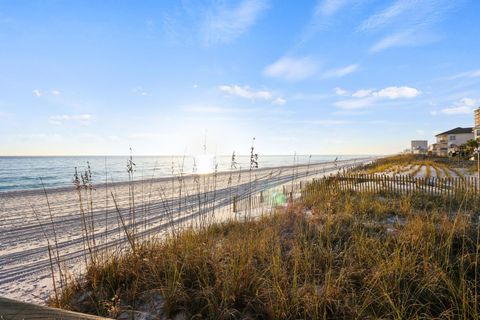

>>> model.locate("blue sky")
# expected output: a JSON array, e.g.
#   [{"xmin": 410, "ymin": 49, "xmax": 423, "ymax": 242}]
[{"xmin": 0, "ymin": 0, "xmax": 479, "ymax": 156}]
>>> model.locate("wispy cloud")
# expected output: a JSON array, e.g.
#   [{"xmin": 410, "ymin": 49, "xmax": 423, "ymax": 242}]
[
  {"xmin": 219, "ymin": 85, "xmax": 271, "ymax": 100},
  {"xmin": 49, "ymin": 114, "xmax": 95, "ymax": 125},
  {"xmin": 351, "ymin": 86, "xmax": 421, "ymax": 99},
  {"xmin": 361, "ymin": 0, "xmax": 455, "ymax": 53},
  {"xmin": 369, "ymin": 30, "xmax": 439, "ymax": 53},
  {"xmin": 272, "ymin": 97, "xmax": 286, "ymax": 105},
  {"xmin": 33, "ymin": 89, "xmax": 62, "ymax": 97},
  {"xmin": 290, "ymin": 93, "xmax": 330, "ymax": 101},
  {"xmin": 314, "ymin": 0, "xmax": 348, "ymax": 17},
  {"xmin": 335, "ymin": 86, "xmax": 421, "ymax": 109},
  {"xmin": 445, "ymin": 69, "xmax": 480, "ymax": 80},
  {"xmin": 263, "ymin": 56, "xmax": 318, "ymax": 81},
  {"xmin": 359, "ymin": 0, "xmax": 417, "ymax": 32},
  {"xmin": 439, "ymin": 98, "xmax": 478, "ymax": 115},
  {"xmin": 321, "ymin": 64, "xmax": 358, "ymax": 79},
  {"xmin": 219, "ymin": 84, "xmax": 286, "ymax": 105},
  {"xmin": 360, "ymin": 0, "xmax": 453, "ymax": 32},
  {"xmin": 369, "ymin": 31, "xmax": 412, "ymax": 52},
  {"xmin": 202, "ymin": 0, "xmax": 268, "ymax": 45},
  {"xmin": 299, "ymin": 0, "xmax": 362, "ymax": 44},
  {"xmin": 334, "ymin": 87, "xmax": 349, "ymax": 96},
  {"xmin": 132, "ymin": 86, "xmax": 149, "ymax": 96},
  {"xmin": 352, "ymin": 88, "xmax": 375, "ymax": 98}
]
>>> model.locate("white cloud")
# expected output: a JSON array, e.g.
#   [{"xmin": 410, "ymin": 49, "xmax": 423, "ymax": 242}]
[
  {"xmin": 49, "ymin": 114, "xmax": 94, "ymax": 125},
  {"xmin": 321, "ymin": 64, "xmax": 358, "ymax": 79},
  {"xmin": 272, "ymin": 97, "xmax": 286, "ymax": 105},
  {"xmin": 335, "ymin": 86, "xmax": 421, "ymax": 109},
  {"xmin": 33, "ymin": 89, "xmax": 62, "ymax": 97},
  {"xmin": 352, "ymin": 88, "xmax": 375, "ymax": 98},
  {"xmin": 440, "ymin": 98, "xmax": 478, "ymax": 115},
  {"xmin": 219, "ymin": 85, "xmax": 272, "ymax": 100},
  {"xmin": 334, "ymin": 87, "xmax": 349, "ymax": 96},
  {"xmin": 351, "ymin": 86, "xmax": 421, "ymax": 99},
  {"xmin": 376, "ymin": 86, "xmax": 421, "ymax": 99},
  {"xmin": 219, "ymin": 84, "xmax": 286, "ymax": 105},
  {"xmin": 263, "ymin": 56, "xmax": 318, "ymax": 81},
  {"xmin": 202, "ymin": 0, "xmax": 268, "ymax": 45}
]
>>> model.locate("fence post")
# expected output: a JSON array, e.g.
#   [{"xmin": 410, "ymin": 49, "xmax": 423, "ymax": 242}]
[{"xmin": 233, "ymin": 196, "xmax": 237, "ymax": 213}]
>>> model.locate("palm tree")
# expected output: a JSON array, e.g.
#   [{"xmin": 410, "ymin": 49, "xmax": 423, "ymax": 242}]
[{"xmin": 465, "ymin": 139, "xmax": 479, "ymax": 156}]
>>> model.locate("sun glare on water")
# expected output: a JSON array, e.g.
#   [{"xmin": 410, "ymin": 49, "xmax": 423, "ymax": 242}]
[{"xmin": 194, "ymin": 154, "xmax": 215, "ymax": 174}]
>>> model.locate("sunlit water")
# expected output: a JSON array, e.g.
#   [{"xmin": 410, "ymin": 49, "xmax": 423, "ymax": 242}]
[{"xmin": 0, "ymin": 155, "xmax": 364, "ymax": 192}]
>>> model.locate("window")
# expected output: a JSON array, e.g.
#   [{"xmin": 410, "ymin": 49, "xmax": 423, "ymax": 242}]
[{"xmin": 449, "ymin": 135, "xmax": 456, "ymax": 141}]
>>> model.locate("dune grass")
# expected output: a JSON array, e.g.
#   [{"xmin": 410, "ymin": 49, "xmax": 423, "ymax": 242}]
[{"xmin": 53, "ymin": 184, "xmax": 480, "ymax": 319}]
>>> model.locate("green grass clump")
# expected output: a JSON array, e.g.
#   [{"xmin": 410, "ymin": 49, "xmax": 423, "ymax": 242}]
[{"xmin": 55, "ymin": 189, "xmax": 480, "ymax": 319}]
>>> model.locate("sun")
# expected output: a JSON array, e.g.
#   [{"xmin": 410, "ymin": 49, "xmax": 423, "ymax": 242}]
[{"xmin": 194, "ymin": 154, "xmax": 215, "ymax": 174}]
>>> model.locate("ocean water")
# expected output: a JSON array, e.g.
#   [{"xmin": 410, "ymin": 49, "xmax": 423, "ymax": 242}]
[{"xmin": 0, "ymin": 155, "xmax": 361, "ymax": 192}]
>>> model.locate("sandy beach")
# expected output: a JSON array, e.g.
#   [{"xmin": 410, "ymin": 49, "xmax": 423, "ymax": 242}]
[{"xmin": 0, "ymin": 157, "xmax": 374, "ymax": 304}]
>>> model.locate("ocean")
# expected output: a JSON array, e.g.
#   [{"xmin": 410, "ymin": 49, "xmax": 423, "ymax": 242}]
[{"xmin": 0, "ymin": 155, "xmax": 362, "ymax": 192}]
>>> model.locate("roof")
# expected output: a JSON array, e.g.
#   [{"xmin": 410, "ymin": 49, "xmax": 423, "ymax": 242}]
[{"xmin": 435, "ymin": 127, "xmax": 473, "ymax": 136}]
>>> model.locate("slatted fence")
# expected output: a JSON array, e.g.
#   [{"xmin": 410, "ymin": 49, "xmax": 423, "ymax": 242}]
[{"xmin": 304, "ymin": 174, "xmax": 480, "ymax": 199}]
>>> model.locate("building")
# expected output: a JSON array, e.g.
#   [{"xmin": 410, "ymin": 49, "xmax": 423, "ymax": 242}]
[
  {"xmin": 431, "ymin": 127, "xmax": 474, "ymax": 156},
  {"xmin": 411, "ymin": 140, "xmax": 428, "ymax": 154},
  {"xmin": 474, "ymin": 108, "xmax": 480, "ymax": 140}
]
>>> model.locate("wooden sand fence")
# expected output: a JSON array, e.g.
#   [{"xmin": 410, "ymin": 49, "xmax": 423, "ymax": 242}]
[
  {"xmin": 232, "ymin": 182, "xmax": 306, "ymax": 214},
  {"xmin": 304, "ymin": 174, "xmax": 480, "ymax": 200}
]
